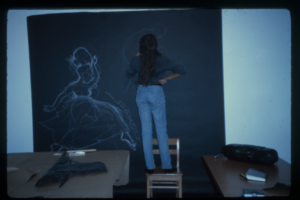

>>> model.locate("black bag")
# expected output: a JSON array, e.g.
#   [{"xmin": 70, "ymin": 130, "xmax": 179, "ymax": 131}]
[{"xmin": 221, "ymin": 144, "xmax": 278, "ymax": 165}]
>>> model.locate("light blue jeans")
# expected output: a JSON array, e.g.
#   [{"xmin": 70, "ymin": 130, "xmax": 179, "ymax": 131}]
[{"xmin": 135, "ymin": 85, "xmax": 172, "ymax": 170}]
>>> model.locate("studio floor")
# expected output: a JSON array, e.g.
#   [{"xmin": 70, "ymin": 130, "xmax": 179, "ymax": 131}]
[{"xmin": 113, "ymin": 178, "xmax": 217, "ymax": 198}]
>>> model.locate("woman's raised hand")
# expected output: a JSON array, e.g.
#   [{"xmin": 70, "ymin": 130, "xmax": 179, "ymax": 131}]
[{"xmin": 158, "ymin": 79, "xmax": 167, "ymax": 85}]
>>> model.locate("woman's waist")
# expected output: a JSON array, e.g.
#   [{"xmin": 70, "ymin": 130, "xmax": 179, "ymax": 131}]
[
  {"xmin": 137, "ymin": 84, "xmax": 164, "ymax": 92},
  {"xmin": 138, "ymin": 83, "xmax": 162, "ymax": 87}
]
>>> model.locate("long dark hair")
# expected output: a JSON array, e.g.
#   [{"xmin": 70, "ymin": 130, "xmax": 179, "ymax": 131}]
[{"xmin": 137, "ymin": 34, "xmax": 162, "ymax": 85}]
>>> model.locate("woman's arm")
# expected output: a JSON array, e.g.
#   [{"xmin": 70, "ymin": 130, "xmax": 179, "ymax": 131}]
[
  {"xmin": 126, "ymin": 54, "xmax": 139, "ymax": 79},
  {"xmin": 158, "ymin": 72, "xmax": 182, "ymax": 85}
]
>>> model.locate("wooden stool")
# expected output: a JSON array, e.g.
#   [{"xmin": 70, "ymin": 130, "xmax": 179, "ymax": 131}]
[{"xmin": 145, "ymin": 138, "xmax": 183, "ymax": 198}]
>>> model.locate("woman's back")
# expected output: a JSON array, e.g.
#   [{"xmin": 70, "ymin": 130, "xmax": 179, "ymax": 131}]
[{"xmin": 127, "ymin": 55, "xmax": 186, "ymax": 85}]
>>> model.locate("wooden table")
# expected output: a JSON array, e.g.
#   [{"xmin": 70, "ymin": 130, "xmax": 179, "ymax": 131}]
[
  {"xmin": 7, "ymin": 150, "xmax": 129, "ymax": 198},
  {"xmin": 201, "ymin": 155, "xmax": 290, "ymax": 197}
]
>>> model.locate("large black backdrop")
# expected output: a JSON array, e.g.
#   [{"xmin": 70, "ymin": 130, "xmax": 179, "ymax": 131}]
[{"xmin": 28, "ymin": 9, "xmax": 224, "ymax": 195}]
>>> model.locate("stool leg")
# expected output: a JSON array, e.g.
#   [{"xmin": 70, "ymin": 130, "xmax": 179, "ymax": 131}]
[
  {"xmin": 147, "ymin": 179, "xmax": 150, "ymax": 198},
  {"xmin": 176, "ymin": 181, "xmax": 179, "ymax": 198},
  {"xmin": 150, "ymin": 181, "xmax": 153, "ymax": 197},
  {"xmin": 179, "ymin": 178, "xmax": 182, "ymax": 198}
]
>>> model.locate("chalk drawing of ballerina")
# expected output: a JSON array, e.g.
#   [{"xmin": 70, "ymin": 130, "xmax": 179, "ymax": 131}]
[{"xmin": 39, "ymin": 47, "xmax": 138, "ymax": 152}]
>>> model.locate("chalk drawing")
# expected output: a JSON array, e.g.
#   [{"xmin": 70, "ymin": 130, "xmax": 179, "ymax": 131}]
[{"xmin": 39, "ymin": 47, "xmax": 138, "ymax": 151}]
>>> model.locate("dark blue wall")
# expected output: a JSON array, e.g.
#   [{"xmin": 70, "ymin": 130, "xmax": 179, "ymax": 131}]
[{"xmin": 28, "ymin": 9, "xmax": 224, "ymax": 195}]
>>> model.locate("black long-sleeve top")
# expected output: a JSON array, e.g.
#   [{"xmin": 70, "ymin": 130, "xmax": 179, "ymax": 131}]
[{"xmin": 126, "ymin": 55, "xmax": 186, "ymax": 85}]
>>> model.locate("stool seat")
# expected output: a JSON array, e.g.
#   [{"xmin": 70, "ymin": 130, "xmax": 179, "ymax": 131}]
[{"xmin": 145, "ymin": 167, "xmax": 182, "ymax": 176}]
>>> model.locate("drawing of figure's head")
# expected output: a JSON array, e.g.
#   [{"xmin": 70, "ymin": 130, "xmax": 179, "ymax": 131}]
[
  {"xmin": 66, "ymin": 47, "xmax": 99, "ymax": 84},
  {"xmin": 68, "ymin": 47, "xmax": 94, "ymax": 68}
]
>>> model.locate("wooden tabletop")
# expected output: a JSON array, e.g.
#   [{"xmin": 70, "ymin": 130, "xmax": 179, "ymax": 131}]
[
  {"xmin": 202, "ymin": 155, "xmax": 291, "ymax": 197},
  {"xmin": 7, "ymin": 150, "xmax": 129, "ymax": 198}
]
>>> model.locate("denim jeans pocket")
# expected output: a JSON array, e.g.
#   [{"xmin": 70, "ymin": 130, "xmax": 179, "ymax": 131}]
[
  {"xmin": 151, "ymin": 90, "xmax": 165, "ymax": 104},
  {"xmin": 135, "ymin": 91, "xmax": 144, "ymax": 103}
]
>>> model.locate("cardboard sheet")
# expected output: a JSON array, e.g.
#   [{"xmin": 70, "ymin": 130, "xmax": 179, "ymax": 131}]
[
  {"xmin": 7, "ymin": 168, "xmax": 41, "ymax": 195},
  {"xmin": 7, "ymin": 151, "xmax": 129, "ymax": 198}
]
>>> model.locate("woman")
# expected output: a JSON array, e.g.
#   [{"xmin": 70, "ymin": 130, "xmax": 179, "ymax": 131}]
[{"xmin": 126, "ymin": 34, "xmax": 186, "ymax": 173}]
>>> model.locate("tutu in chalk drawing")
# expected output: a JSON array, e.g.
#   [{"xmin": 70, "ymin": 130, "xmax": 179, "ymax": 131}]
[{"xmin": 39, "ymin": 47, "xmax": 137, "ymax": 151}]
